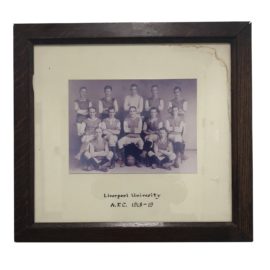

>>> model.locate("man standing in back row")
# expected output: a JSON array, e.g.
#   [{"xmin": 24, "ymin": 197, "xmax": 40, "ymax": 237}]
[
  {"xmin": 124, "ymin": 84, "xmax": 144, "ymax": 115},
  {"xmin": 145, "ymin": 85, "xmax": 164, "ymax": 114},
  {"xmin": 98, "ymin": 85, "xmax": 119, "ymax": 119},
  {"xmin": 74, "ymin": 87, "xmax": 92, "ymax": 136},
  {"xmin": 168, "ymin": 86, "xmax": 188, "ymax": 119}
]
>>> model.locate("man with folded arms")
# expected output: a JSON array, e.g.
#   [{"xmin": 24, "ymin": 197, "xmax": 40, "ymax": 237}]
[{"xmin": 100, "ymin": 107, "xmax": 121, "ymax": 169}]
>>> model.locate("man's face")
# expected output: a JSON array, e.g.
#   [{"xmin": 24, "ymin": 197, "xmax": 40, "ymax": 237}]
[
  {"xmin": 95, "ymin": 128, "xmax": 102, "ymax": 137},
  {"xmin": 160, "ymin": 129, "xmax": 167, "ymax": 139},
  {"xmin": 174, "ymin": 88, "xmax": 182, "ymax": 98},
  {"xmin": 108, "ymin": 109, "xmax": 115, "ymax": 118},
  {"xmin": 80, "ymin": 89, "xmax": 87, "ymax": 99},
  {"xmin": 89, "ymin": 108, "xmax": 96, "ymax": 118},
  {"xmin": 151, "ymin": 87, "xmax": 158, "ymax": 97},
  {"xmin": 150, "ymin": 109, "xmax": 158, "ymax": 118},
  {"xmin": 104, "ymin": 88, "xmax": 112, "ymax": 98},
  {"xmin": 130, "ymin": 86, "xmax": 138, "ymax": 96},
  {"xmin": 129, "ymin": 107, "xmax": 137, "ymax": 117},
  {"xmin": 172, "ymin": 107, "xmax": 179, "ymax": 117}
]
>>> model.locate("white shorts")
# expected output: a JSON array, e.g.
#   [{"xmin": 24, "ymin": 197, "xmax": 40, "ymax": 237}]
[
  {"xmin": 148, "ymin": 151, "xmax": 176, "ymax": 161},
  {"xmin": 168, "ymin": 133, "xmax": 183, "ymax": 143},
  {"xmin": 118, "ymin": 135, "xmax": 144, "ymax": 150},
  {"xmin": 145, "ymin": 133, "xmax": 159, "ymax": 142},
  {"xmin": 81, "ymin": 134, "xmax": 95, "ymax": 143},
  {"xmin": 104, "ymin": 134, "xmax": 118, "ymax": 146},
  {"xmin": 84, "ymin": 150, "xmax": 113, "ymax": 161}
]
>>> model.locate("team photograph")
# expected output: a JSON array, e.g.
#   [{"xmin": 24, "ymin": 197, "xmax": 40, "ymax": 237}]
[{"xmin": 69, "ymin": 79, "xmax": 197, "ymax": 174}]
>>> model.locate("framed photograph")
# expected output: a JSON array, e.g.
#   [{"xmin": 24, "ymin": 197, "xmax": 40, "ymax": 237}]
[{"xmin": 14, "ymin": 22, "xmax": 252, "ymax": 242}]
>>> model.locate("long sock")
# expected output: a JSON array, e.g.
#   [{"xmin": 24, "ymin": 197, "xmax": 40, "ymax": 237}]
[
  {"xmin": 160, "ymin": 156, "xmax": 170, "ymax": 166},
  {"xmin": 118, "ymin": 147, "xmax": 125, "ymax": 162},
  {"xmin": 99, "ymin": 157, "xmax": 110, "ymax": 166},
  {"xmin": 109, "ymin": 146, "xmax": 116, "ymax": 165},
  {"xmin": 173, "ymin": 142, "xmax": 182, "ymax": 154},
  {"xmin": 149, "ymin": 155, "xmax": 160, "ymax": 166},
  {"xmin": 89, "ymin": 158, "xmax": 98, "ymax": 168},
  {"xmin": 143, "ymin": 140, "xmax": 152, "ymax": 152}
]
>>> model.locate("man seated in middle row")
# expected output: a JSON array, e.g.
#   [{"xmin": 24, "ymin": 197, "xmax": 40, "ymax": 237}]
[
  {"xmin": 118, "ymin": 106, "xmax": 144, "ymax": 167},
  {"xmin": 100, "ymin": 107, "xmax": 121, "ymax": 169},
  {"xmin": 140, "ymin": 107, "xmax": 163, "ymax": 165},
  {"xmin": 75, "ymin": 107, "xmax": 101, "ymax": 160}
]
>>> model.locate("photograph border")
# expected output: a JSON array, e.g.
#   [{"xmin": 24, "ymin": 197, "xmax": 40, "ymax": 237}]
[
  {"xmin": 14, "ymin": 22, "xmax": 252, "ymax": 242},
  {"xmin": 68, "ymin": 79, "xmax": 198, "ymax": 175}
]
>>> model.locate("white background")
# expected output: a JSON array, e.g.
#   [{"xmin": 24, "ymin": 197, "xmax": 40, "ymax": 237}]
[{"xmin": 0, "ymin": 1, "xmax": 269, "ymax": 270}]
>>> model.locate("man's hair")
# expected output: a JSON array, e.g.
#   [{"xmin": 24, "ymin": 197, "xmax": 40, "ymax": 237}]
[
  {"xmin": 129, "ymin": 106, "xmax": 137, "ymax": 112},
  {"xmin": 104, "ymin": 85, "xmax": 112, "ymax": 92},
  {"xmin": 174, "ymin": 86, "xmax": 182, "ymax": 93},
  {"xmin": 89, "ymin": 107, "xmax": 96, "ymax": 112},
  {"xmin": 108, "ymin": 106, "xmax": 115, "ymax": 112},
  {"xmin": 151, "ymin": 85, "xmax": 158, "ymax": 90},
  {"xmin": 150, "ymin": 107, "xmax": 159, "ymax": 113},
  {"xmin": 79, "ymin": 87, "xmax": 87, "ymax": 92},
  {"xmin": 170, "ymin": 106, "xmax": 179, "ymax": 115},
  {"xmin": 159, "ymin": 127, "xmax": 168, "ymax": 134},
  {"xmin": 130, "ymin": 83, "xmax": 138, "ymax": 89}
]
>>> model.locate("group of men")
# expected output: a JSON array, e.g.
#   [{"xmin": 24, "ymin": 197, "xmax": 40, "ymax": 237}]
[{"xmin": 73, "ymin": 83, "xmax": 187, "ymax": 172}]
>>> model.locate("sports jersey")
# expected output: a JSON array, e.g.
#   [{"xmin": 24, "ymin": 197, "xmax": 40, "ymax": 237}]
[
  {"xmin": 83, "ymin": 118, "xmax": 101, "ymax": 135},
  {"xmin": 144, "ymin": 117, "xmax": 163, "ymax": 133},
  {"xmin": 167, "ymin": 116, "xmax": 184, "ymax": 131},
  {"xmin": 102, "ymin": 117, "xmax": 121, "ymax": 131},
  {"xmin": 147, "ymin": 97, "xmax": 162, "ymax": 109},
  {"xmin": 124, "ymin": 116, "xmax": 141, "ymax": 134},
  {"xmin": 100, "ymin": 97, "xmax": 116, "ymax": 112},
  {"xmin": 170, "ymin": 98, "xmax": 186, "ymax": 115},
  {"xmin": 124, "ymin": 95, "xmax": 143, "ymax": 112},
  {"xmin": 156, "ymin": 139, "xmax": 170, "ymax": 151},
  {"xmin": 90, "ymin": 138, "xmax": 107, "ymax": 161},
  {"xmin": 75, "ymin": 99, "xmax": 90, "ymax": 122}
]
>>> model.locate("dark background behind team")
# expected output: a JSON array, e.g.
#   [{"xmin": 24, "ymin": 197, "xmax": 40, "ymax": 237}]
[{"xmin": 69, "ymin": 79, "xmax": 197, "ymax": 169}]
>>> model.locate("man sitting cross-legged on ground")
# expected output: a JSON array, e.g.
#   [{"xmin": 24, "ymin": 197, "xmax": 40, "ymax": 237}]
[
  {"xmin": 75, "ymin": 107, "xmax": 101, "ymax": 160},
  {"xmin": 81, "ymin": 127, "xmax": 113, "ymax": 172},
  {"xmin": 148, "ymin": 128, "xmax": 176, "ymax": 170},
  {"xmin": 100, "ymin": 107, "xmax": 121, "ymax": 169},
  {"xmin": 165, "ymin": 106, "xmax": 186, "ymax": 168},
  {"xmin": 141, "ymin": 107, "xmax": 163, "ymax": 166},
  {"xmin": 118, "ymin": 106, "xmax": 144, "ymax": 167},
  {"xmin": 98, "ymin": 85, "xmax": 119, "ymax": 119}
]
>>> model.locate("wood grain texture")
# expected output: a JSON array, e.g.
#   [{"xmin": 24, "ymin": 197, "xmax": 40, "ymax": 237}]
[{"xmin": 14, "ymin": 22, "xmax": 252, "ymax": 242}]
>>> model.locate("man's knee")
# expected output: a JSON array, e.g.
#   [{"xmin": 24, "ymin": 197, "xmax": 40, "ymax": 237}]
[
  {"xmin": 138, "ymin": 138, "xmax": 144, "ymax": 149},
  {"xmin": 109, "ymin": 135, "xmax": 118, "ymax": 146},
  {"xmin": 84, "ymin": 151, "xmax": 92, "ymax": 160},
  {"xmin": 81, "ymin": 134, "xmax": 94, "ymax": 143},
  {"xmin": 168, "ymin": 153, "xmax": 176, "ymax": 161},
  {"xmin": 106, "ymin": 151, "xmax": 113, "ymax": 160},
  {"xmin": 118, "ymin": 137, "xmax": 126, "ymax": 148}
]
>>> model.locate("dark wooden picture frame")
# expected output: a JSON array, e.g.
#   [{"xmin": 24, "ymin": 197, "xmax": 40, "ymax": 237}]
[{"xmin": 14, "ymin": 22, "xmax": 252, "ymax": 242}]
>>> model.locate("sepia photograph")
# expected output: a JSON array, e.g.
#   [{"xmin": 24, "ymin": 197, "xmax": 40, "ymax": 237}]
[{"xmin": 69, "ymin": 79, "xmax": 197, "ymax": 173}]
